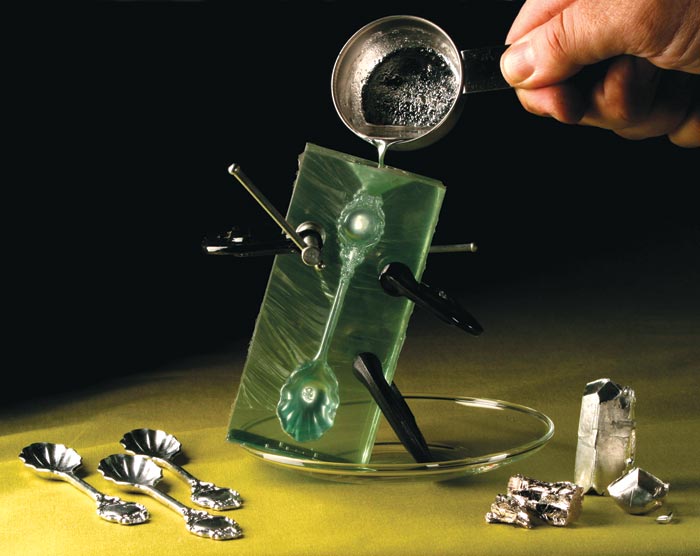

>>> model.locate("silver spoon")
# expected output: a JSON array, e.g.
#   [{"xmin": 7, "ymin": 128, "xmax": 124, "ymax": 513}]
[
  {"xmin": 19, "ymin": 442, "xmax": 149, "ymax": 526},
  {"xmin": 120, "ymin": 428, "xmax": 242, "ymax": 510},
  {"xmin": 98, "ymin": 453, "xmax": 243, "ymax": 540}
]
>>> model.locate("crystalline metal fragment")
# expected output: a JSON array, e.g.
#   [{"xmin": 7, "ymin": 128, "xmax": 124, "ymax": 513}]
[
  {"xmin": 656, "ymin": 511, "xmax": 674, "ymax": 524},
  {"xmin": 507, "ymin": 475, "xmax": 584, "ymax": 526},
  {"xmin": 607, "ymin": 467, "xmax": 670, "ymax": 515},
  {"xmin": 485, "ymin": 475, "xmax": 583, "ymax": 528},
  {"xmin": 574, "ymin": 377, "xmax": 636, "ymax": 494},
  {"xmin": 485, "ymin": 494, "xmax": 541, "ymax": 529}
]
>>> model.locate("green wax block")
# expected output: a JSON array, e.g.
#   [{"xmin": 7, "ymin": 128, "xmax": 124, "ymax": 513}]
[{"xmin": 227, "ymin": 143, "xmax": 445, "ymax": 463}]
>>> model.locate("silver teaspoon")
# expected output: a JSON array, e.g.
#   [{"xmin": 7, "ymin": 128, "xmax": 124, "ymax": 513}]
[
  {"xmin": 120, "ymin": 428, "xmax": 242, "ymax": 510},
  {"xmin": 19, "ymin": 442, "xmax": 149, "ymax": 525},
  {"xmin": 98, "ymin": 454, "xmax": 243, "ymax": 540}
]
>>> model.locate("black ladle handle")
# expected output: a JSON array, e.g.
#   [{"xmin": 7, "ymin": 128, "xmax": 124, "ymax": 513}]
[
  {"xmin": 352, "ymin": 352, "xmax": 434, "ymax": 463},
  {"xmin": 379, "ymin": 262, "xmax": 483, "ymax": 336},
  {"xmin": 462, "ymin": 45, "xmax": 511, "ymax": 93}
]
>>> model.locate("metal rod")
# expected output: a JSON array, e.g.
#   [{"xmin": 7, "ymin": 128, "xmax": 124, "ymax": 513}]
[
  {"xmin": 228, "ymin": 164, "xmax": 306, "ymax": 252},
  {"xmin": 429, "ymin": 243, "xmax": 478, "ymax": 254}
]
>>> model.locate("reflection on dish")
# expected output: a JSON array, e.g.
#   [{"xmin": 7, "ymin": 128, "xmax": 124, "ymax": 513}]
[{"xmin": 239, "ymin": 393, "xmax": 555, "ymax": 483}]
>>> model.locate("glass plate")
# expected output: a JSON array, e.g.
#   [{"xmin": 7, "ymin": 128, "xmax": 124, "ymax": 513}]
[{"xmin": 239, "ymin": 393, "xmax": 554, "ymax": 483}]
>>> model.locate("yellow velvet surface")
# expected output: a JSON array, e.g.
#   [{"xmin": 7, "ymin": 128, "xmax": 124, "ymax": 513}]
[{"xmin": 2, "ymin": 253, "xmax": 699, "ymax": 556}]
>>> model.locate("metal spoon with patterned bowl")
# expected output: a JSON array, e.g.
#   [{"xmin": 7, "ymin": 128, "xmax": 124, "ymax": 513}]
[
  {"xmin": 120, "ymin": 428, "xmax": 242, "ymax": 510},
  {"xmin": 98, "ymin": 453, "xmax": 243, "ymax": 540},
  {"xmin": 19, "ymin": 442, "xmax": 149, "ymax": 525}
]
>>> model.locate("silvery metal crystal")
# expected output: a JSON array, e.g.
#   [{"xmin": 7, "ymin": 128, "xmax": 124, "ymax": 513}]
[
  {"xmin": 98, "ymin": 453, "xmax": 243, "ymax": 540},
  {"xmin": 19, "ymin": 442, "xmax": 149, "ymax": 525},
  {"xmin": 485, "ymin": 474, "xmax": 583, "ymax": 528},
  {"xmin": 485, "ymin": 494, "xmax": 542, "ymax": 529},
  {"xmin": 656, "ymin": 511, "xmax": 674, "ymax": 524},
  {"xmin": 508, "ymin": 475, "xmax": 584, "ymax": 526},
  {"xmin": 120, "ymin": 428, "xmax": 243, "ymax": 510},
  {"xmin": 574, "ymin": 378, "xmax": 636, "ymax": 494},
  {"xmin": 606, "ymin": 467, "xmax": 670, "ymax": 515}
]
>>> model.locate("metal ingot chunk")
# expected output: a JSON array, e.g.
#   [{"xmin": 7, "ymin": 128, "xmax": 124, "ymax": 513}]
[
  {"xmin": 574, "ymin": 378, "xmax": 636, "ymax": 494},
  {"xmin": 606, "ymin": 467, "xmax": 670, "ymax": 515},
  {"xmin": 485, "ymin": 494, "xmax": 542, "ymax": 529},
  {"xmin": 485, "ymin": 474, "xmax": 583, "ymax": 528},
  {"xmin": 507, "ymin": 475, "xmax": 584, "ymax": 526}
]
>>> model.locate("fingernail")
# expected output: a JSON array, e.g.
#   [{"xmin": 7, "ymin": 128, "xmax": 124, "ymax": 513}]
[{"xmin": 501, "ymin": 42, "xmax": 535, "ymax": 85}]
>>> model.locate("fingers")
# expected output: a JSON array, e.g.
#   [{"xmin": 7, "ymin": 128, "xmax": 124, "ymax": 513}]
[
  {"xmin": 505, "ymin": 0, "xmax": 578, "ymax": 44},
  {"xmin": 513, "ymin": 84, "xmax": 586, "ymax": 124},
  {"xmin": 668, "ymin": 105, "xmax": 700, "ymax": 148},
  {"xmin": 607, "ymin": 72, "xmax": 699, "ymax": 147},
  {"xmin": 512, "ymin": 59, "xmax": 700, "ymax": 146},
  {"xmin": 501, "ymin": 0, "xmax": 625, "ymax": 88},
  {"xmin": 500, "ymin": 0, "xmax": 699, "ymax": 146},
  {"xmin": 580, "ymin": 56, "xmax": 661, "ymax": 129},
  {"xmin": 501, "ymin": 0, "xmax": 700, "ymax": 89}
]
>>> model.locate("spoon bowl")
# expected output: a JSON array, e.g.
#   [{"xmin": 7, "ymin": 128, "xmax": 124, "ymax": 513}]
[
  {"xmin": 19, "ymin": 443, "xmax": 149, "ymax": 525},
  {"xmin": 120, "ymin": 428, "xmax": 181, "ymax": 461},
  {"xmin": 276, "ymin": 359, "xmax": 341, "ymax": 442},
  {"xmin": 98, "ymin": 453, "xmax": 162, "ymax": 489},
  {"xmin": 19, "ymin": 442, "xmax": 82, "ymax": 477}
]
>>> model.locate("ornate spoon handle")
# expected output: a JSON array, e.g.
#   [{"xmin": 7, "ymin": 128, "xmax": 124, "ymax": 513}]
[
  {"xmin": 98, "ymin": 454, "xmax": 242, "ymax": 541},
  {"xmin": 60, "ymin": 469, "xmax": 150, "ymax": 525},
  {"xmin": 137, "ymin": 481, "xmax": 243, "ymax": 540},
  {"xmin": 152, "ymin": 456, "xmax": 243, "ymax": 511}
]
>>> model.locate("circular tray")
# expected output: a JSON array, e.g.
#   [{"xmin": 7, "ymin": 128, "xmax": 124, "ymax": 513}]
[{"xmin": 240, "ymin": 393, "xmax": 554, "ymax": 483}]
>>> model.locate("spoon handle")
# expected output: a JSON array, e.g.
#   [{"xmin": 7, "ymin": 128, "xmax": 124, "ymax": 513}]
[
  {"xmin": 152, "ymin": 457, "xmax": 243, "ymax": 511},
  {"xmin": 139, "ymin": 482, "xmax": 190, "ymax": 515},
  {"xmin": 152, "ymin": 456, "xmax": 197, "ymax": 484},
  {"xmin": 138, "ymin": 484, "xmax": 243, "ymax": 540},
  {"xmin": 58, "ymin": 470, "xmax": 104, "ymax": 502}
]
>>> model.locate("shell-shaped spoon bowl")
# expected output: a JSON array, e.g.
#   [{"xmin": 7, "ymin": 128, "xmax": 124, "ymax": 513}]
[
  {"xmin": 120, "ymin": 428, "xmax": 181, "ymax": 461},
  {"xmin": 20, "ymin": 443, "xmax": 149, "ymax": 526},
  {"xmin": 277, "ymin": 359, "xmax": 341, "ymax": 442},
  {"xmin": 19, "ymin": 442, "xmax": 82, "ymax": 477},
  {"xmin": 98, "ymin": 453, "xmax": 163, "ymax": 489}
]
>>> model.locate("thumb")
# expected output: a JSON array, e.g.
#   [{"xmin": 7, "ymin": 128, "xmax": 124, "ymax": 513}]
[{"xmin": 500, "ymin": 1, "xmax": 626, "ymax": 88}]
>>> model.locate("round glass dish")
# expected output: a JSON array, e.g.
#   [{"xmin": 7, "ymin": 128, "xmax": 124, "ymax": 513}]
[{"xmin": 239, "ymin": 393, "xmax": 554, "ymax": 483}]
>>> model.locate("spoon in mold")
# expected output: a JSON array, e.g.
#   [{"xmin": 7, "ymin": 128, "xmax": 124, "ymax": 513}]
[
  {"xmin": 276, "ymin": 191, "xmax": 386, "ymax": 442},
  {"xmin": 19, "ymin": 442, "xmax": 149, "ymax": 526}
]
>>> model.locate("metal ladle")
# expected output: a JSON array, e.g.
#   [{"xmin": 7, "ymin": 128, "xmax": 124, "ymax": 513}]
[{"xmin": 332, "ymin": 15, "xmax": 510, "ymax": 161}]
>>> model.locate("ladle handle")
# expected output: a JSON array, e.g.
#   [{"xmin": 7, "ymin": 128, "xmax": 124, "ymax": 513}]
[{"xmin": 461, "ymin": 45, "xmax": 510, "ymax": 93}]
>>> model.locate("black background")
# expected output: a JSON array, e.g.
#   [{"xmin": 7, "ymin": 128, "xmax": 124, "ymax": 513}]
[{"xmin": 10, "ymin": 1, "xmax": 697, "ymax": 404}]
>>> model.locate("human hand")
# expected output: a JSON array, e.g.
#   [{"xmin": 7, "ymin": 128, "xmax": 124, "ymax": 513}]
[{"xmin": 500, "ymin": 0, "xmax": 700, "ymax": 147}]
